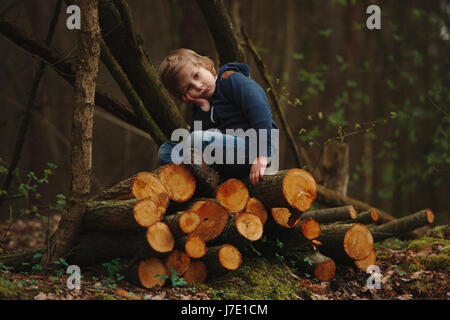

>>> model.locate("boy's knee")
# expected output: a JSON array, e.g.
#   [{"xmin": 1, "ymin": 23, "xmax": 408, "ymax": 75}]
[{"xmin": 158, "ymin": 142, "xmax": 177, "ymax": 165}]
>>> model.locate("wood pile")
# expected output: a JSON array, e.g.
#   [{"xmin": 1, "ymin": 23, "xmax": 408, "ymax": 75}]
[{"xmin": 72, "ymin": 163, "xmax": 435, "ymax": 289}]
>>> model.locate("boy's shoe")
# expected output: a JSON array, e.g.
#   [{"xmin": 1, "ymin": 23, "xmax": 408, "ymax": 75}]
[{"xmin": 183, "ymin": 148, "xmax": 220, "ymax": 196}]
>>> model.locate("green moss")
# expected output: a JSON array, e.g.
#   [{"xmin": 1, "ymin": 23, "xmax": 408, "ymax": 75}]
[
  {"xmin": 376, "ymin": 250, "xmax": 391, "ymax": 260},
  {"xmin": 398, "ymin": 261, "xmax": 421, "ymax": 273},
  {"xmin": 0, "ymin": 277, "xmax": 25, "ymax": 299},
  {"xmin": 199, "ymin": 257, "xmax": 301, "ymax": 300},
  {"xmin": 417, "ymin": 254, "xmax": 450, "ymax": 272},
  {"xmin": 426, "ymin": 225, "xmax": 449, "ymax": 239},
  {"xmin": 406, "ymin": 237, "xmax": 450, "ymax": 251},
  {"xmin": 92, "ymin": 292, "xmax": 116, "ymax": 300},
  {"xmin": 379, "ymin": 237, "xmax": 405, "ymax": 249}
]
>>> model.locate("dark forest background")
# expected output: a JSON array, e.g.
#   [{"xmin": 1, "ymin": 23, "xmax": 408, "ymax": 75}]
[{"xmin": 0, "ymin": 0, "xmax": 449, "ymax": 224}]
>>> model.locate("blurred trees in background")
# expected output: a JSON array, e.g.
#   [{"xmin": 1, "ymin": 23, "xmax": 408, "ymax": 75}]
[{"xmin": 0, "ymin": 0, "xmax": 448, "ymax": 225}]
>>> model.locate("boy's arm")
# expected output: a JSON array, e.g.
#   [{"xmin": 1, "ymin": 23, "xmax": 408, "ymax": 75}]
[{"xmin": 221, "ymin": 73, "xmax": 275, "ymax": 185}]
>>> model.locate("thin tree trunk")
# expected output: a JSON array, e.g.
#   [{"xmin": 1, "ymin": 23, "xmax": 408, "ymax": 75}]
[{"xmin": 43, "ymin": 0, "xmax": 101, "ymax": 263}]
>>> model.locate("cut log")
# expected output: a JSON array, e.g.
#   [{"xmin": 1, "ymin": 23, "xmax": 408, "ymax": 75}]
[
  {"xmin": 245, "ymin": 197, "xmax": 268, "ymax": 224},
  {"xmin": 146, "ymin": 222, "xmax": 174, "ymax": 253},
  {"xmin": 247, "ymin": 168, "xmax": 317, "ymax": 212},
  {"xmin": 127, "ymin": 257, "xmax": 168, "ymax": 289},
  {"xmin": 155, "ymin": 163, "xmax": 196, "ymax": 202},
  {"xmin": 213, "ymin": 212, "xmax": 263, "ymax": 249},
  {"xmin": 203, "ymin": 245, "xmax": 242, "ymax": 275},
  {"xmin": 183, "ymin": 260, "xmax": 208, "ymax": 284},
  {"xmin": 354, "ymin": 248, "xmax": 377, "ymax": 271},
  {"xmin": 215, "ymin": 178, "xmax": 249, "ymax": 213},
  {"xmin": 294, "ymin": 250, "xmax": 336, "ymax": 282},
  {"xmin": 91, "ymin": 175, "xmax": 136, "ymax": 200},
  {"xmin": 370, "ymin": 209, "xmax": 434, "ymax": 242},
  {"xmin": 134, "ymin": 197, "xmax": 166, "ymax": 227},
  {"xmin": 336, "ymin": 209, "xmax": 379, "ymax": 225},
  {"xmin": 163, "ymin": 210, "xmax": 201, "ymax": 238},
  {"xmin": 270, "ymin": 208, "xmax": 302, "ymax": 228},
  {"xmin": 131, "ymin": 172, "xmax": 170, "ymax": 207},
  {"xmin": 301, "ymin": 206, "xmax": 357, "ymax": 223},
  {"xmin": 183, "ymin": 148, "xmax": 221, "ymax": 197},
  {"xmin": 176, "ymin": 235, "xmax": 207, "ymax": 259},
  {"xmin": 165, "ymin": 250, "xmax": 190, "ymax": 277},
  {"xmin": 83, "ymin": 198, "xmax": 144, "ymax": 231},
  {"xmin": 317, "ymin": 223, "xmax": 374, "ymax": 261},
  {"xmin": 277, "ymin": 218, "xmax": 321, "ymax": 251},
  {"xmin": 187, "ymin": 199, "xmax": 230, "ymax": 242}
]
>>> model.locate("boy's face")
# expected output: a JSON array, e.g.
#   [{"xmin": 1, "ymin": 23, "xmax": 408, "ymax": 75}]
[{"xmin": 178, "ymin": 64, "xmax": 216, "ymax": 102}]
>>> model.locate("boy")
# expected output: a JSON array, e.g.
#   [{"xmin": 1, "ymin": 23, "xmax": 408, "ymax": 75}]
[{"xmin": 158, "ymin": 48, "xmax": 278, "ymax": 186}]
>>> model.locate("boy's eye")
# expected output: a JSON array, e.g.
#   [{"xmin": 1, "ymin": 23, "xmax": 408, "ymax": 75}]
[{"xmin": 193, "ymin": 73, "xmax": 199, "ymax": 79}]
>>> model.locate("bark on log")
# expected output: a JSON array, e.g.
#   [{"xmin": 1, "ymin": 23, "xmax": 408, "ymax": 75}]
[
  {"xmin": 317, "ymin": 223, "xmax": 374, "ymax": 261},
  {"xmin": 369, "ymin": 209, "xmax": 434, "ymax": 242},
  {"xmin": 247, "ymin": 169, "xmax": 317, "ymax": 212},
  {"xmin": 301, "ymin": 206, "xmax": 357, "ymax": 223},
  {"xmin": 294, "ymin": 250, "xmax": 336, "ymax": 282},
  {"xmin": 335, "ymin": 209, "xmax": 379, "ymax": 225},
  {"xmin": 83, "ymin": 198, "xmax": 145, "ymax": 231},
  {"xmin": 277, "ymin": 218, "xmax": 321, "ymax": 251},
  {"xmin": 203, "ymin": 244, "xmax": 242, "ymax": 275}
]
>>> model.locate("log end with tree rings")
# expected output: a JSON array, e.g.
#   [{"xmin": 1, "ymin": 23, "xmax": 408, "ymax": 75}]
[
  {"xmin": 282, "ymin": 168, "xmax": 317, "ymax": 212},
  {"xmin": 185, "ymin": 235, "xmax": 207, "ymax": 258},
  {"xmin": 138, "ymin": 257, "xmax": 168, "ymax": 288},
  {"xmin": 179, "ymin": 210, "xmax": 201, "ymax": 233},
  {"xmin": 343, "ymin": 223, "xmax": 374, "ymax": 260},
  {"xmin": 369, "ymin": 209, "xmax": 380, "ymax": 223},
  {"xmin": 183, "ymin": 260, "xmax": 208, "ymax": 284},
  {"xmin": 300, "ymin": 218, "xmax": 321, "ymax": 240},
  {"xmin": 188, "ymin": 200, "xmax": 208, "ymax": 212},
  {"xmin": 131, "ymin": 172, "xmax": 169, "ymax": 208},
  {"xmin": 218, "ymin": 244, "xmax": 242, "ymax": 270},
  {"xmin": 236, "ymin": 212, "xmax": 263, "ymax": 241},
  {"xmin": 157, "ymin": 163, "xmax": 196, "ymax": 202},
  {"xmin": 271, "ymin": 208, "xmax": 301, "ymax": 228},
  {"xmin": 146, "ymin": 221, "xmax": 175, "ymax": 253},
  {"xmin": 314, "ymin": 256, "xmax": 336, "ymax": 282},
  {"xmin": 189, "ymin": 200, "xmax": 229, "ymax": 242},
  {"xmin": 314, "ymin": 259, "xmax": 336, "ymax": 281},
  {"xmin": 133, "ymin": 198, "xmax": 165, "ymax": 227},
  {"xmin": 216, "ymin": 178, "xmax": 249, "ymax": 213},
  {"xmin": 354, "ymin": 248, "xmax": 377, "ymax": 271},
  {"xmin": 245, "ymin": 197, "xmax": 268, "ymax": 224},
  {"xmin": 165, "ymin": 250, "xmax": 190, "ymax": 277},
  {"xmin": 349, "ymin": 206, "xmax": 358, "ymax": 220},
  {"xmin": 425, "ymin": 208, "xmax": 434, "ymax": 224}
]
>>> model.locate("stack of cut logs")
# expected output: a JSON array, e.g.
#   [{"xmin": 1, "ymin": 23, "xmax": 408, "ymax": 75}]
[{"xmin": 71, "ymin": 163, "xmax": 435, "ymax": 289}]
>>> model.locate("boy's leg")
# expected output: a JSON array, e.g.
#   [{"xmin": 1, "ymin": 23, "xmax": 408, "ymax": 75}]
[{"xmin": 157, "ymin": 142, "xmax": 179, "ymax": 166}]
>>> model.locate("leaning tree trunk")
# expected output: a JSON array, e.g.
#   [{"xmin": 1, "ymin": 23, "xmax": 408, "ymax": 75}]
[
  {"xmin": 43, "ymin": 0, "xmax": 100, "ymax": 264},
  {"xmin": 196, "ymin": 0, "xmax": 245, "ymax": 64}
]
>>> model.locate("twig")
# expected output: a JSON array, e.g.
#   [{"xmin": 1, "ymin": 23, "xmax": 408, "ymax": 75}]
[
  {"xmin": 241, "ymin": 26, "xmax": 313, "ymax": 171},
  {"xmin": 0, "ymin": 0, "xmax": 63, "ymax": 209}
]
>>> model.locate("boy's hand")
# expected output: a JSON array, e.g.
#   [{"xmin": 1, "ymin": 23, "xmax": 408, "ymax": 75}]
[
  {"xmin": 250, "ymin": 156, "xmax": 268, "ymax": 186},
  {"xmin": 182, "ymin": 93, "xmax": 210, "ymax": 112}
]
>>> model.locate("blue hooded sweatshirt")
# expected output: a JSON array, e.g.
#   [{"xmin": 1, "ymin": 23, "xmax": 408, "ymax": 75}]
[{"xmin": 191, "ymin": 62, "xmax": 278, "ymax": 160}]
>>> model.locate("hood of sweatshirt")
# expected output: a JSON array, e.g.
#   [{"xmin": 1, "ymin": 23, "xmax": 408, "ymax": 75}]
[{"xmin": 217, "ymin": 62, "xmax": 250, "ymax": 78}]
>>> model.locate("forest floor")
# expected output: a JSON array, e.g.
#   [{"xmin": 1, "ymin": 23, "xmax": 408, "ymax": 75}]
[{"xmin": 0, "ymin": 215, "xmax": 448, "ymax": 301}]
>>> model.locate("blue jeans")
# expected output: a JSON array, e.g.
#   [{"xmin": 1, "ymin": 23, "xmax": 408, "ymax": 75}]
[{"xmin": 158, "ymin": 130, "xmax": 255, "ymax": 178}]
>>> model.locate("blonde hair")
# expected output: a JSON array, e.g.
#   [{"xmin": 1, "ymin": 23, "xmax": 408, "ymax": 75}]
[{"xmin": 159, "ymin": 48, "xmax": 216, "ymax": 98}]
